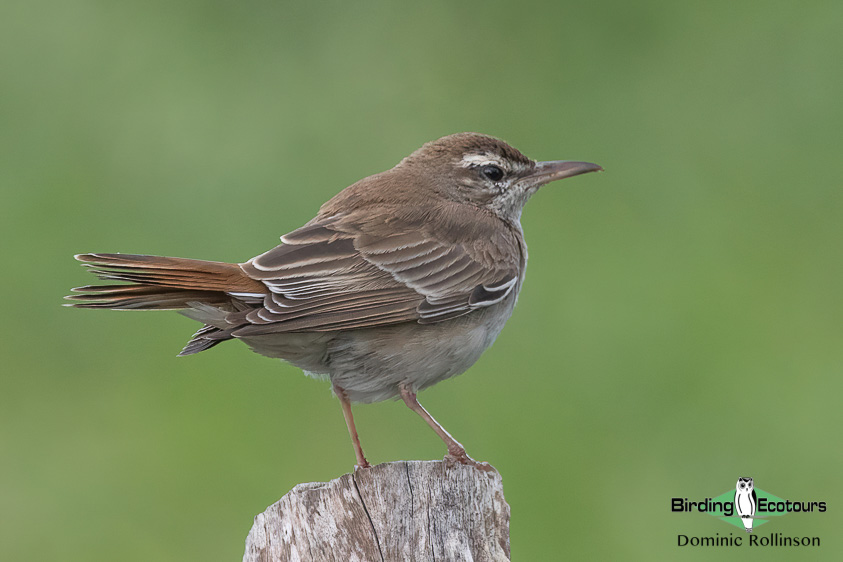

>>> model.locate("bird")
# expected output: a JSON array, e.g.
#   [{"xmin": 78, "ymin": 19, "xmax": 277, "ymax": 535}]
[
  {"xmin": 734, "ymin": 477, "xmax": 757, "ymax": 532},
  {"xmin": 67, "ymin": 132, "xmax": 602, "ymax": 469}
]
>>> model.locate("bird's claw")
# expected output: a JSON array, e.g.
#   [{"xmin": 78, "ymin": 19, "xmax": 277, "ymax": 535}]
[{"xmin": 444, "ymin": 451, "xmax": 494, "ymax": 472}]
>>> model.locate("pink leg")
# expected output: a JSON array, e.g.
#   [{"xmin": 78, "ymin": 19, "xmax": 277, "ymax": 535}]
[
  {"xmin": 399, "ymin": 383, "xmax": 491, "ymax": 471},
  {"xmin": 334, "ymin": 384, "xmax": 371, "ymax": 469}
]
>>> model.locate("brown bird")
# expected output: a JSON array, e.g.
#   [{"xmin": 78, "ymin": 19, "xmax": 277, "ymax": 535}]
[{"xmin": 67, "ymin": 133, "xmax": 601, "ymax": 469}]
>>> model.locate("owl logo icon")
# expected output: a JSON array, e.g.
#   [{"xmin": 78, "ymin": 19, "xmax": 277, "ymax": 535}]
[{"xmin": 735, "ymin": 477, "xmax": 757, "ymax": 532}]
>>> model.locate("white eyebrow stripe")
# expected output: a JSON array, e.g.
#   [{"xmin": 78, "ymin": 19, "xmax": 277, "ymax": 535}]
[{"xmin": 460, "ymin": 153, "xmax": 506, "ymax": 168}]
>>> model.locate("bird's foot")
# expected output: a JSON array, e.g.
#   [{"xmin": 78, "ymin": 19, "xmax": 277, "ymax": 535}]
[{"xmin": 445, "ymin": 448, "xmax": 494, "ymax": 472}]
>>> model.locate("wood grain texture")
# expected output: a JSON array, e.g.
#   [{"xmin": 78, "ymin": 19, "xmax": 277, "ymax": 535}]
[{"xmin": 243, "ymin": 460, "xmax": 510, "ymax": 562}]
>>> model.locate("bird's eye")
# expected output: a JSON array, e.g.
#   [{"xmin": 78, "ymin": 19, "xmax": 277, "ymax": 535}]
[{"xmin": 481, "ymin": 165, "xmax": 504, "ymax": 182}]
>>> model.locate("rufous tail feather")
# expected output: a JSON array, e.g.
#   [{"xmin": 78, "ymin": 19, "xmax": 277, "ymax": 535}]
[{"xmin": 66, "ymin": 253, "xmax": 266, "ymax": 310}]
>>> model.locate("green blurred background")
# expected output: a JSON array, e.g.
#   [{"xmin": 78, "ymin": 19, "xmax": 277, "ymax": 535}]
[{"xmin": 2, "ymin": 1, "xmax": 840, "ymax": 560}]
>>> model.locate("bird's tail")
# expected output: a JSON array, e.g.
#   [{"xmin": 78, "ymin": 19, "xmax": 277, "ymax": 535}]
[{"xmin": 66, "ymin": 253, "xmax": 266, "ymax": 310}]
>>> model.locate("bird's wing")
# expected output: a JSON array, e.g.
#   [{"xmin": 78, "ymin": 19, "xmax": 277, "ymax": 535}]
[{"xmin": 233, "ymin": 208, "xmax": 522, "ymax": 335}]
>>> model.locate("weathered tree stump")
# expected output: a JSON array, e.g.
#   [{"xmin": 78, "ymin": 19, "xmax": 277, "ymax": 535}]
[{"xmin": 243, "ymin": 460, "xmax": 510, "ymax": 562}]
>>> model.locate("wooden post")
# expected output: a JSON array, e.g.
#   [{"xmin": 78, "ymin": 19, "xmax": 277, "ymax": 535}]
[{"xmin": 243, "ymin": 460, "xmax": 510, "ymax": 562}]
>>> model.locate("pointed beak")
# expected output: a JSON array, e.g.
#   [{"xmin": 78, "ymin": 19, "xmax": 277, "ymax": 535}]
[{"xmin": 519, "ymin": 160, "xmax": 603, "ymax": 190}]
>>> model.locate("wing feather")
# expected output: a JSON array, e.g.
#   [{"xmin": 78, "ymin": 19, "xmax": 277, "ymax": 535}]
[{"xmin": 234, "ymin": 208, "xmax": 523, "ymax": 333}]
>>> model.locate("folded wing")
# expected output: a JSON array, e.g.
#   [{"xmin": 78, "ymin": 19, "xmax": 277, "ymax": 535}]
[{"xmin": 234, "ymin": 209, "xmax": 521, "ymax": 335}]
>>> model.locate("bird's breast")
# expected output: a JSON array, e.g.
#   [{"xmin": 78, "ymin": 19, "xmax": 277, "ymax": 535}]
[{"xmin": 325, "ymin": 292, "xmax": 519, "ymax": 403}]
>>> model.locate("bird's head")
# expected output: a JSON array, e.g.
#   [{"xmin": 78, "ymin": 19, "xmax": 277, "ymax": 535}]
[
  {"xmin": 736, "ymin": 477, "xmax": 754, "ymax": 492},
  {"xmin": 399, "ymin": 132, "xmax": 602, "ymax": 222}
]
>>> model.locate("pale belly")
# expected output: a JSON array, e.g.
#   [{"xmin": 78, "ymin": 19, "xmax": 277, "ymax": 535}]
[{"xmin": 241, "ymin": 293, "xmax": 517, "ymax": 403}]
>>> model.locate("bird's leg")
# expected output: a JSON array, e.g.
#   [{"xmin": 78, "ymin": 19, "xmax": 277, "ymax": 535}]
[
  {"xmin": 399, "ymin": 383, "xmax": 491, "ymax": 471},
  {"xmin": 333, "ymin": 384, "xmax": 371, "ymax": 469}
]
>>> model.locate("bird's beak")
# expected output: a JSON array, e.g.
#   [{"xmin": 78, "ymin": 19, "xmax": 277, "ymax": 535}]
[{"xmin": 518, "ymin": 160, "xmax": 603, "ymax": 190}]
